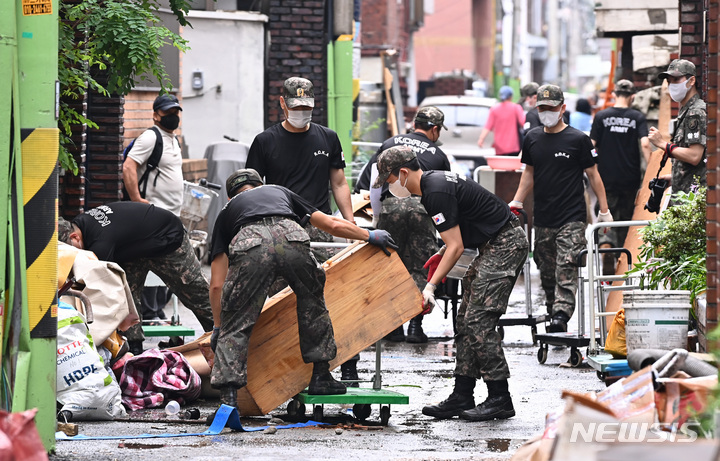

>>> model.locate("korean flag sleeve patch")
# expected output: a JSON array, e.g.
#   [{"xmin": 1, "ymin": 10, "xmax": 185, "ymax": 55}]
[{"xmin": 432, "ymin": 213, "xmax": 446, "ymax": 226}]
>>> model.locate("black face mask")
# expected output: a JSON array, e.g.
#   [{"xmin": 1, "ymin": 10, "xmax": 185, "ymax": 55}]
[{"xmin": 159, "ymin": 114, "xmax": 180, "ymax": 131}]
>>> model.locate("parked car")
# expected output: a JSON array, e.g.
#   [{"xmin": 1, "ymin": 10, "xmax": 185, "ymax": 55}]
[{"xmin": 418, "ymin": 95, "xmax": 497, "ymax": 171}]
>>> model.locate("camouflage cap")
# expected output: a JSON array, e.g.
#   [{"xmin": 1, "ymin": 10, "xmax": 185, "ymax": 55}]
[
  {"xmin": 521, "ymin": 82, "xmax": 539, "ymax": 97},
  {"xmin": 372, "ymin": 146, "xmax": 417, "ymax": 188},
  {"xmin": 614, "ymin": 79, "xmax": 635, "ymax": 94},
  {"xmin": 659, "ymin": 59, "xmax": 696, "ymax": 80},
  {"xmin": 226, "ymin": 168, "xmax": 263, "ymax": 197},
  {"xmin": 536, "ymin": 84, "xmax": 564, "ymax": 107},
  {"xmin": 282, "ymin": 77, "xmax": 315, "ymax": 108},
  {"xmin": 153, "ymin": 94, "xmax": 182, "ymax": 112},
  {"xmin": 414, "ymin": 106, "xmax": 447, "ymax": 130}
]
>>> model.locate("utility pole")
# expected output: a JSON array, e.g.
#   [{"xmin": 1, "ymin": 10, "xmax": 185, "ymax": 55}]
[{"xmin": 1, "ymin": 0, "xmax": 59, "ymax": 451}]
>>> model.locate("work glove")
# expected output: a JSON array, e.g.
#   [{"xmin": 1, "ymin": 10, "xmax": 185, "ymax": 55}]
[
  {"xmin": 421, "ymin": 282, "xmax": 437, "ymax": 315},
  {"xmin": 423, "ymin": 247, "xmax": 447, "ymax": 283},
  {"xmin": 508, "ymin": 200, "xmax": 523, "ymax": 217},
  {"xmin": 597, "ymin": 209, "xmax": 613, "ymax": 235},
  {"xmin": 367, "ymin": 229, "xmax": 399, "ymax": 256},
  {"xmin": 210, "ymin": 327, "xmax": 220, "ymax": 352}
]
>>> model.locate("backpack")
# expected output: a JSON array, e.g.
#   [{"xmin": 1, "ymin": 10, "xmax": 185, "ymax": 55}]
[{"xmin": 122, "ymin": 126, "xmax": 164, "ymax": 201}]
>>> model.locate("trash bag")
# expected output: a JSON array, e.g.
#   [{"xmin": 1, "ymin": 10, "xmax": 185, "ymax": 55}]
[
  {"xmin": 604, "ymin": 308, "xmax": 627, "ymax": 359},
  {"xmin": 0, "ymin": 409, "xmax": 48, "ymax": 461},
  {"xmin": 56, "ymin": 301, "xmax": 127, "ymax": 420}
]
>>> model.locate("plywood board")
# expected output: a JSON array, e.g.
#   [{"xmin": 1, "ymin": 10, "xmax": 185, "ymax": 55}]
[
  {"xmin": 596, "ymin": 8, "xmax": 678, "ymax": 35},
  {"xmin": 230, "ymin": 242, "xmax": 421, "ymax": 415}
]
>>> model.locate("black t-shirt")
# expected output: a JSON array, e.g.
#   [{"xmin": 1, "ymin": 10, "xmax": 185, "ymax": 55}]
[
  {"xmin": 72, "ymin": 202, "xmax": 184, "ymax": 263},
  {"xmin": 521, "ymin": 126, "xmax": 597, "ymax": 228},
  {"xmin": 209, "ymin": 185, "xmax": 318, "ymax": 260},
  {"xmin": 246, "ymin": 123, "xmax": 346, "ymax": 214},
  {"xmin": 354, "ymin": 131, "xmax": 451, "ymax": 195},
  {"xmin": 590, "ymin": 107, "xmax": 649, "ymax": 192},
  {"xmin": 420, "ymin": 170, "xmax": 513, "ymax": 248}
]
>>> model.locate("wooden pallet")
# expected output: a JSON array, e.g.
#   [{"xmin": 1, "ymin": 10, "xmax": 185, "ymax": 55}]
[{"xmin": 217, "ymin": 242, "xmax": 421, "ymax": 415}]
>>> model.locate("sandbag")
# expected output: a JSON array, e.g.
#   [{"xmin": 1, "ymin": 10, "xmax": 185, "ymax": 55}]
[
  {"xmin": 604, "ymin": 308, "xmax": 627, "ymax": 358},
  {"xmin": 56, "ymin": 301, "xmax": 127, "ymax": 420}
]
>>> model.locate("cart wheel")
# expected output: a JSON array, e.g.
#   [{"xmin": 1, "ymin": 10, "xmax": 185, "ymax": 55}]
[
  {"xmin": 597, "ymin": 371, "xmax": 606, "ymax": 382},
  {"xmin": 498, "ymin": 326, "xmax": 505, "ymax": 340},
  {"xmin": 287, "ymin": 399, "xmax": 305, "ymax": 417},
  {"xmin": 380, "ymin": 405, "xmax": 391, "ymax": 426},
  {"xmin": 352, "ymin": 404, "xmax": 371, "ymax": 421},
  {"xmin": 537, "ymin": 345, "xmax": 548, "ymax": 364},
  {"xmin": 312, "ymin": 405, "xmax": 323, "ymax": 422},
  {"xmin": 531, "ymin": 326, "xmax": 538, "ymax": 345},
  {"xmin": 569, "ymin": 348, "xmax": 583, "ymax": 368}
]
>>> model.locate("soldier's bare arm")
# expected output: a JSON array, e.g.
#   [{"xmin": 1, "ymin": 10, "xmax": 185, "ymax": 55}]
[{"xmin": 209, "ymin": 253, "xmax": 229, "ymax": 328}]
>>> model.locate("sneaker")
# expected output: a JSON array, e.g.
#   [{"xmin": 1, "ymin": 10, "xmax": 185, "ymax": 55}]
[
  {"xmin": 460, "ymin": 394, "xmax": 515, "ymax": 421},
  {"xmin": 422, "ymin": 393, "xmax": 475, "ymax": 419}
]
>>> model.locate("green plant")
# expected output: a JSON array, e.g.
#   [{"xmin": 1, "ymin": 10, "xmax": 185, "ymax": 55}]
[
  {"xmin": 626, "ymin": 184, "xmax": 707, "ymax": 303},
  {"xmin": 58, "ymin": 0, "xmax": 192, "ymax": 174}
]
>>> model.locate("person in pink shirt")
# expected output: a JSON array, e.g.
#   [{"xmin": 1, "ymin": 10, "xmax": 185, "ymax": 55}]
[{"xmin": 477, "ymin": 86, "xmax": 526, "ymax": 156}]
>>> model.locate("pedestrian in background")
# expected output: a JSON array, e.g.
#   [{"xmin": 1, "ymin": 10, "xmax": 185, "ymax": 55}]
[
  {"xmin": 373, "ymin": 146, "xmax": 528, "ymax": 422},
  {"xmin": 569, "ymin": 98, "xmax": 593, "ymax": 134},
  {"xmin": 510, "ymin": 84, "xmax": 612, "ymax": 333},
  {"xmin": 477, "ymin": 86, "xmax": 525, "ymax": 156}
]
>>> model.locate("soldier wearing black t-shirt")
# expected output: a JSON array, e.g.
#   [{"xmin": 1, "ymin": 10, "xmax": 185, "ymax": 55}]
[
  {"xmin": 373, "ymin": 146, "xmax": 528, "ymax": 423},
  {"xmin": 355, "ymin": 107, "xmax": 452, "ymax": 344},
  {"xmin": 59, "ymin": 202, "xmax": 214, "ymax": 346},
  {"xmin": 590, "ymin": 79, "xmax": 651, "ymax": 262},
  {"xmin": 246, "ymin": 77, "xmax": 359, "ymax": 382},
  {"xmin": 207, "ymin": 169, "xmax": 396, "ymax": 412},
  {"xmin": 511, "ymin": 84, "xmax": 612, "ymax": 334}
]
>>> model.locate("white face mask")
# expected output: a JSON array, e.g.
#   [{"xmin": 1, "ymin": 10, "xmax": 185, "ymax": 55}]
[
  {"xmin": 669, "ymin": 81, "xmax": 690, "ymax": 103},
  {"xmin": 388, "ymin": 171, "xmax": 411, "ymax": 198},
  {"xmin": 286, "ymin": 109, "xmax": 312, "ymax": 128},
  {"xmin": 538, "ymin": 109, "xmax": 561, "ymax": 128}
]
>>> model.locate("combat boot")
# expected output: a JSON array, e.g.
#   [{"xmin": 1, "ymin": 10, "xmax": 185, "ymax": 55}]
[
  {"xmin": 308, "ymin": 361, "xmax": 347, "ymax": 395},
  {"xmin": 383, "ymin": 325, "xmax": 405, "ymax": 342},
  {"xmin": 405, "ymin": 315, "xmax": 428, "ymax": 344},
  {"xmin": 422, "ymin": 375, "xmax": 475, "ymax": 419},
  {"xmin": 547, "ymin": 311, "xmax": 570, "ymax": 333},
  {"xmin": 460, "ymin": 379, "xmax": 515, "ymax": 421},
  {"xmin": 206, "ymin": 386, "xmax": 239, "ymax": 425},
  {"xmin": 340, "ymin": 357, "xmax": 360, "ymax": 387}
]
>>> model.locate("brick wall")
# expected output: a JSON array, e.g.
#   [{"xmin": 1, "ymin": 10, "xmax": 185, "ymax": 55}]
[
  {"xmin": 265, "ymin": 0, "xmax": 329, "ymax": 128},
  {"xmin": 58, "ymin": 93, "xmax": 87, "ymax": 219},
  {"xmin": 361, "ymin": 0, "xmax": 411, "ymax": 60},
  {"xmin": 704, "ymin": 0, "xmax": 719, "ymax": 350}
]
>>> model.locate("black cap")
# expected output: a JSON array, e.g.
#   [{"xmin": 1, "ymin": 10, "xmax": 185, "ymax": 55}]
[
  {"xmin": 226, "ymin": 168, "xmax": 263, "ymax": 197},
  {"xmin": 153, "ymin": 94, "xmax": 182, "ymax": 112}
]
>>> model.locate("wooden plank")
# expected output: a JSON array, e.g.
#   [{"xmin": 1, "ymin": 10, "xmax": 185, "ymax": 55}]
[
  {"xmin": 604, "ymin": 80, "xmax": 673, "ymax": 319},
  {"xmin": 229, "ymin": 242, "xmax": 421, "ymax": 415}
]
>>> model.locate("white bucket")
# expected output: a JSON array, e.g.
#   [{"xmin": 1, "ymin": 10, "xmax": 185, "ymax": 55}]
[{"xmin": 622, "ymin": 290, "xmax": 691, "ymax": 353}]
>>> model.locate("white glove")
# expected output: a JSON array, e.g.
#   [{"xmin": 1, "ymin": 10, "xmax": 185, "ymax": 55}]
[
  {"xmin": 508, "ymin": 200, "xmax": 523, "ymax": 209},
  {"xmin": 371, "ymin": 215, "xmax": 380, "ymax": 229},
  {"xmin": 422, "ymin": 282, "xmax": 437, "ymax": 314},
  {"xmin": 597, "ymin": 210, "xmax": 614, "ymax": 223}
]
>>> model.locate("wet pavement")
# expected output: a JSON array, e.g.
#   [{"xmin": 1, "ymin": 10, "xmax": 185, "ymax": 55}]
[{"xmin": 50, "ymin": 262, "xmax": 606, "ymax": 461}]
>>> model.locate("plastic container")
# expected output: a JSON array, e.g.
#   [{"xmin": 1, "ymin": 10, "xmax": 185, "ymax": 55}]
[
  {"xmin": 164, "ymin": 400, "xmax": 180, "ymax": 416},
  {"xmin": 622, "ymin": 290, "xmax": 691, "ymax": 354},
  {"xmin": 486, "ymin": 156, "xmax": 522, "ymax": 171}
]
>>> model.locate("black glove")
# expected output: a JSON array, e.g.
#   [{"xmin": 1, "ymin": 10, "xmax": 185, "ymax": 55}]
[
  {"xmin": 211, "ymin": 327, "xmax": 220, "ymax": 352},
  {"xmin": 367, "ymin": 229, "xmax": 399, "ymax": 256}
]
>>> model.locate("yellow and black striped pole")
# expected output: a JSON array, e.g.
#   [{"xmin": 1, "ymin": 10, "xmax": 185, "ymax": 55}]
[{"xmin": 2, "ymin": 0, "xmax": 59, "ymax": 451}]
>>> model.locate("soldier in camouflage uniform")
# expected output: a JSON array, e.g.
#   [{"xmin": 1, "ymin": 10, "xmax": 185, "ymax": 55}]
[
  {"xmin": 355, "ymin": 106, "xmax": 452, "ymax": 343},
  {"xmin": 58, "ymin": 202, "xmax": 215, "ymax": 346},
  {"xmin": 373, "ymin": 146, "xmax": 527, "ymax": 422},
  {"xmin": 649, "ymin": 59, "xmax": 707, "ymax": 195},
  {"xmin": 208, "ymin": 169, "xmax": 397, "ymax": 411},
  {"xmin": 511, "ymin": 84, "xmax": 612, "ymax": 333}
]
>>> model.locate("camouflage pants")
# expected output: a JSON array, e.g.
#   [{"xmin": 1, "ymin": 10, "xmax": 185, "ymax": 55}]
[
  {"xmin": 378, "ymin": 196, "xmax": 438, "ymax": 291},
  {"xmin": 455, "ymin": 223, "xmax": 527, "ymax": 381},
  {"xmin": 596, "ymin": 189, "xmax": 637, "ymax": 248},
  {"xmin": 533, "ymin": 221, "xmax": 587, "ymax": 319},
  {"xmin": 121, "ymin": 233, "xmax": 214, "ymax": 342},
  {"xmin": 210, "ymin": 218, "xmax": 337, "ymax": 389}
]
